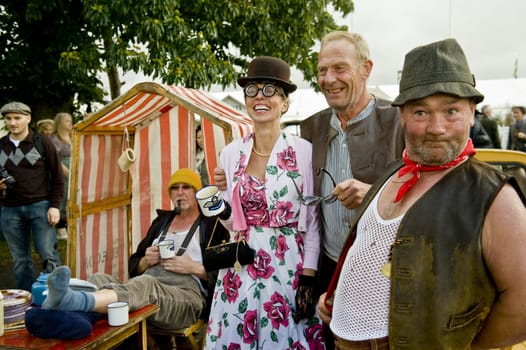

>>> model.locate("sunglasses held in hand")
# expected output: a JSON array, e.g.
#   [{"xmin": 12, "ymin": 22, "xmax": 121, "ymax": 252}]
[{"xmin": 290, "ymin": 168, "xmax": 337, "ymax": 206}]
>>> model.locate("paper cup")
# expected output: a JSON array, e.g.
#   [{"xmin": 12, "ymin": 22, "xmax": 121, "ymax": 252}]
[
  {"xmin": 158, "ymin": 239, "xmax": 175, "ymax": 259},
  {"xmin": 107, "ymin": 301, "xmax": 129, "ymax": 326},
  {"xmin": 196, "ymin": 185, "xmax": 225, "ymax": 217},
  {"xmin": 117, "ymin": 148, "xmax": 136, "ymax": 172}
]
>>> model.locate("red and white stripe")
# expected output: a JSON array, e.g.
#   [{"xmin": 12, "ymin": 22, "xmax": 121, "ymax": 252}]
[{"xmin": 71, "ymin": 83, "xmax": 253, "ymax": 280}]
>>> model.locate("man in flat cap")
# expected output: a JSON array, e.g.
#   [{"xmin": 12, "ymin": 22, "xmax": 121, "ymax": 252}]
[
  {"xmin": 0, "ymin": 101, "xmax": 64, "ymax": 291},
  {"xmin": 318, "ymin": 39, "xmax": 526, "ymax": 349},
  {"xmin": 0, "ymin": 101, "xmax": 32, "ymax": 116}
]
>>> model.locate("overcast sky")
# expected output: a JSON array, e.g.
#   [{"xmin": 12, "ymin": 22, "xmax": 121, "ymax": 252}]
[
  {"xmin": 344, "ymin": 0, "xmax": 526, "ymax": 86},
  {"xmin": 119, "ymin": 0, "xmax": 526, "ymax": 93}
]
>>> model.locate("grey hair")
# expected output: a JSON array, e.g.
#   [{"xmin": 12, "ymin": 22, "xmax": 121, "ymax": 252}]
[{"xmin": 320, "ymin": 31, "xmax": 370, "ymax": 63}]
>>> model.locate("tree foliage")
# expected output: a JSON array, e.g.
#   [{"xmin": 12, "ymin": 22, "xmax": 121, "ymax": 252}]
[{"xmin": 0, "ymin": 0, "xmax": 352, "ymax": 119}]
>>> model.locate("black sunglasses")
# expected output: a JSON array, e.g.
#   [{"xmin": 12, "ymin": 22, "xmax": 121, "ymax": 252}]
[{"xmin": 289, "ymin": 168, "xmax": 337, "ymax": 206}]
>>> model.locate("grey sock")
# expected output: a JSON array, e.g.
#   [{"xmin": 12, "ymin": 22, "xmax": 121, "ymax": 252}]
[{"xmin": 42, "ymin": 266, "xmax": 95, "ymax": 312}]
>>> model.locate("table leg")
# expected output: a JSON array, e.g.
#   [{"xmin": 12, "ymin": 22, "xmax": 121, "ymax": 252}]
[{"xmin": 139, "ymin": 319, "xmax": 147, "ymax": 350}]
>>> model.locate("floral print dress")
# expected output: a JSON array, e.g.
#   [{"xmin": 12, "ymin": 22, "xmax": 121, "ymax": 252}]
[{"xmin": 206, "ymin": 133, "xmax": 324, "ymax": 350}]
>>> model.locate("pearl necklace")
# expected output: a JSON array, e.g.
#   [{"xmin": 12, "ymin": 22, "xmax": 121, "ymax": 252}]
[{"xmin": 252, "ymin": 147, "xmax": 271, "ymax": 157}]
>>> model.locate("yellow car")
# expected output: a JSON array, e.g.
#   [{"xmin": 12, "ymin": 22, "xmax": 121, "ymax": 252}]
[
  {"xmin": 475, "ymin": 149, "xmax": 526, "ymax": 350},
  {"xmin": 475, "ymin": 149, "xmax": 526, "ymax": 197}
]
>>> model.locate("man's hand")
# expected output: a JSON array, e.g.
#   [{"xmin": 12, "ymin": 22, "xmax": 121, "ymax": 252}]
[
  {"xmin": 136, "ymin": 245, "xmax": 161, "ymax": 274},
  {"xmin": 213, "ymin": 167, "xmax": 227, "ymax": 191},
  {"xmin": 160, "ymin": 254, "xmax": 207, "ymax": 279},
  {"xmin": 0, "ymin": 178, "xmax": 7, "ymax": 190},
  {"xmin": 317, "ymin": 292, "xmax": 333, "ymax": 324},
  {"xmin": 144, "ymin": 245, "xmax": 161, "ymax": 267},
  {"xmin": 161, "ymin": 254, "xmax": 194, "ymax": 274},
  {"xmin": 47, "ymin": 207, "xmax": 60, "ymax": 226},
  {"xmin": 333, "ymin": 179, "xmax": 371, "ymax": 209}
]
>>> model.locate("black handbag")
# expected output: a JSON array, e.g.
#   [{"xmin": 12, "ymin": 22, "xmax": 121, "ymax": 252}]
[{"xmin": 202, "ymin": 218, "xmax": 255, "ymax": 271}]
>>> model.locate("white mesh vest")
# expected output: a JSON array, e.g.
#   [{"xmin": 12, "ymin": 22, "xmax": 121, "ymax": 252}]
[{"xmin": 331, "ymin": 181, "xmax": 403, "ymax": 340}]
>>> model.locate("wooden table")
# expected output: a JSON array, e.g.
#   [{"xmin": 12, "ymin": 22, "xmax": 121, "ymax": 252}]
[{"xmin": 0, "ymin": 304, "xmax": 159, "ymax": 350}]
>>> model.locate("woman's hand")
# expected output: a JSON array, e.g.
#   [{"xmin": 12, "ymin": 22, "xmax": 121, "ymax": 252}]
[{"xmin": 294, "ymin": 274, "xmax": 317, "ymax": 323}]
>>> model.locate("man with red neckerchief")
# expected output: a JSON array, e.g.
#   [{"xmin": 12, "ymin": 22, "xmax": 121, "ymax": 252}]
[{"xmin": 317, "ymin": 38, "xmax": 526, "ymax": 349}]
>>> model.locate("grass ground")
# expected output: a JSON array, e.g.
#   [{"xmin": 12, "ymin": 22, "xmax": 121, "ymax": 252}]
[{"xmin": 0, "ymin": 234, "xmax": 67, "ymax": 290}]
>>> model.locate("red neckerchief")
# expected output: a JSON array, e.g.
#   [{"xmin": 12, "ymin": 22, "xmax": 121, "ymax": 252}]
[{"xmin": 394, "ymin": 138, "xmax": 476, "ymax": 203}]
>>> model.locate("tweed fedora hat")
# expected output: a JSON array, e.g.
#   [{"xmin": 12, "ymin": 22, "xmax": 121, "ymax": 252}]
[
  {"xmin": 237, "ymin": 56, "xmax": 297, "ymax": 94},
  {"xmin": 392, "ymin": 38, "xmax": 484, "ymax": 106}
]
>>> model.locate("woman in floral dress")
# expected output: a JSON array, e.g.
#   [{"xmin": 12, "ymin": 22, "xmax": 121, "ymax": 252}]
[{"xmin": 206, "ymin": 57, "xmax": 324, "ymax": 349}]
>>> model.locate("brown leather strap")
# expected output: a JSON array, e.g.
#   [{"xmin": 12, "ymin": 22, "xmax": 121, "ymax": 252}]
[{"xmin": 334, "ymin": 336, "xmax": 389, "ymax": 350}]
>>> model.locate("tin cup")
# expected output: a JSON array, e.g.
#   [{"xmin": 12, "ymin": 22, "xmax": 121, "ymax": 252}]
[
  {"xmin": 117, "ymin": 148, "xmax": 136, "ymax": 172},
  {"xmin": 158, "ymin": 239, "xmax": 175, "ymax": 259},
  {"xmin": 195, "ymin": 185, "xmax": 225, "ymax": 217},
  {"xmin": 107, "ymin": 301, "xmax": 129, "ymax": 326}
]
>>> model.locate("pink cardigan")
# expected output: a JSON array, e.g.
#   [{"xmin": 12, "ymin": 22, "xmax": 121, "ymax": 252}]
[{"xmin": 219, "ymin": 133, "xmax": 320, "ymax": 270}]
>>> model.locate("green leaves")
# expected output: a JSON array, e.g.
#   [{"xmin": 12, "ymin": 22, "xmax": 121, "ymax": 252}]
[{"xmin": 0, "ymin": 0, "xmax": 352, "ymax": 115}]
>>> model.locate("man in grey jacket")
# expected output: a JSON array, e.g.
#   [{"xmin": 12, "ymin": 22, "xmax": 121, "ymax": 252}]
[{"xmin": 300, "ymin": 31, "xmax": 405, "ymax": 348}]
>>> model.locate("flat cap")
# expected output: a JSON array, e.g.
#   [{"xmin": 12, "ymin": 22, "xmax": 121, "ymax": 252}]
[{"xmin": 0, "ymin": 101, "xmax": 32, "ymax": 116}]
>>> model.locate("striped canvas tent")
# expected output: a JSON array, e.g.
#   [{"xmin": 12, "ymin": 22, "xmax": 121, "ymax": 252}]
[{"xmin": 68, "ymin": 82, "xmax": 253, "ymax": 281}]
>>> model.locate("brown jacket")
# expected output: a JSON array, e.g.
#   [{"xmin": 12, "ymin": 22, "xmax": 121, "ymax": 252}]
[
  {"xmin": 344, "ymin": 157, "xmax": 523, "ymax": 349},
  {"xmin": 300, "ymin": 98, "xmax": 405, "ymax": 196}
]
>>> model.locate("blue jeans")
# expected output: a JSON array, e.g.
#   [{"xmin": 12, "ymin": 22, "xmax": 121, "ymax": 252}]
[{"xmin": 1, "ymin": 200, "xmax": 62, "ymax": 291}]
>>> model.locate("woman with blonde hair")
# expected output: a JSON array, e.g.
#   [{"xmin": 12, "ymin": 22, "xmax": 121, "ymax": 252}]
[
  {"xmin": 37, "ymin": 119, "xmax": 55, "ymax": 136},
  {"xmin": 50, "ymin": 112, "xmax": 73, "ymax": 240}
]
